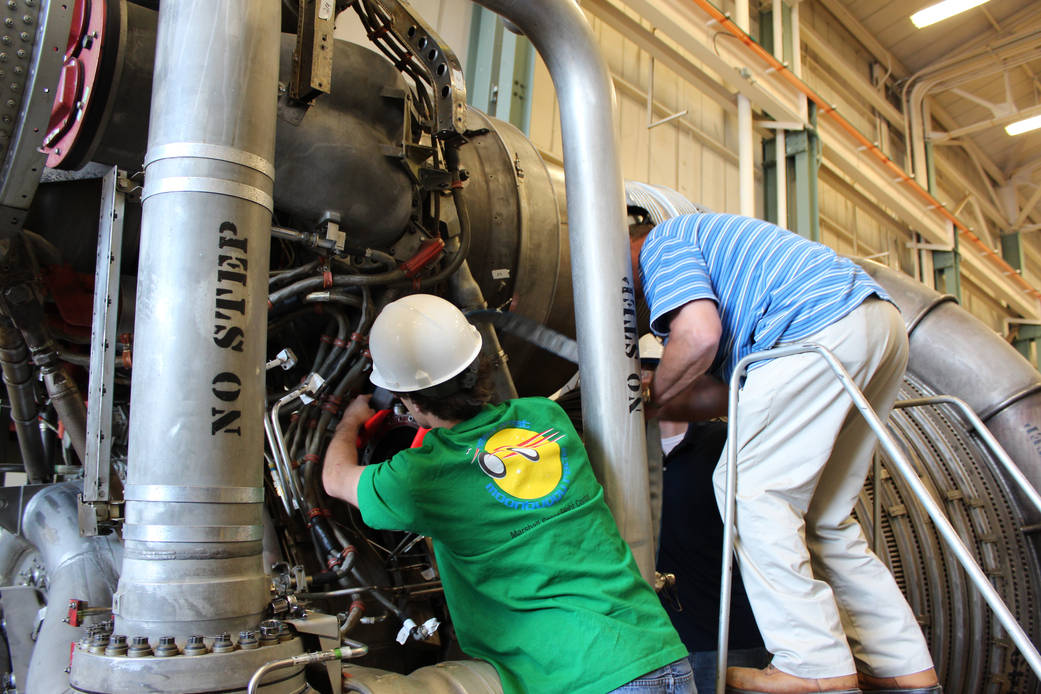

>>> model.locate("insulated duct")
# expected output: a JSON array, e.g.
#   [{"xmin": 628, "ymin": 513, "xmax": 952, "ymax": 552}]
[{"xmin": 22, "ymin": 483, "xmax": 121, "ymax": 694}]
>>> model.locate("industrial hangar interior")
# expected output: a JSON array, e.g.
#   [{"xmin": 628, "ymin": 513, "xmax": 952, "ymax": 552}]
[{"xmin": 0, "ymin": 0, "xmax": 1038, "ymax": 692}]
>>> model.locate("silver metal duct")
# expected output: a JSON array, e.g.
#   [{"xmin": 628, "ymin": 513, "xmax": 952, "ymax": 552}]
[
  {"xmin": 858, "ymin": 260, "xmax": 1041, "ymax": 694},
  {"xmin": 861, "ymin": 261, "xmax": 1041, "ymax": 520},
  {"xmin": 472, "ymin": 0, "xmax": 654, "ymax": 580},
  {"xmin": 113, "ymin": 0, "xmax": 281, "ymax": 637},
  {"xmin": 23, "ymin": 483, "xmax": 122, "ymax": 694}
]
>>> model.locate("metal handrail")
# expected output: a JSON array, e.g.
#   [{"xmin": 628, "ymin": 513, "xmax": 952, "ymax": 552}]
[
  {"xmin": 892, "ymin": 395, "xmax": 1041, "ymax": 517},
  {"xmin": 716, "ymin": 343, "xmax": 1041, "ymax": 694}
]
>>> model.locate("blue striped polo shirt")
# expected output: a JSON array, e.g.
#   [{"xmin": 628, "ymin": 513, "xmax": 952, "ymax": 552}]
[{"xmin": 639, "ymin": 213, "xmax": 889, "ymax": 382}]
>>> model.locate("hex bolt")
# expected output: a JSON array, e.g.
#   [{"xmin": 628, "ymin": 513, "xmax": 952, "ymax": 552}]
[
  {"xmin": 127, "ymin": 636, "xmax": 153, "ymax": 658},
  {"xmin": 237, "ymin": 630, "xmax": 259, "ymax": 650},
  {"xmin": 258, "ymin": 620, "xmax": 280, "ymax": 646},
  {"xmin": 183, "ymin": 634, "xmax": 208, "ymax": 656},
  {"xmin": 154, "ymin": 635, "xmax": 179, "ymax": 657},
  {"xmin": 105, "ymin": 634, "xmax": 128, "ymax": 657},
  {"xmin": 277, "ymin": 622, "xmax": 292, "ymax": 642},
  {"xmin": 5, "ymin": 2, "xmax": 13, "ymax": 9},
  {"xmin": 211, "ymin": 632, "xmax": 235, "ymax": 654},
  {"xmin": 88, "ymin": 633, "xmax": 109, "ymax": 655}
]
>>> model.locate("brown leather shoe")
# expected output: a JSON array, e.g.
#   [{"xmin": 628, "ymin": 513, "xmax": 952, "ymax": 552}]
[
  {"xmin": 857, "ymin": 667, "xmax": 941, "ymax": 693},
  {"xmin": 725, "ymin": 664, "xmax": 861, "ymax": 694}
]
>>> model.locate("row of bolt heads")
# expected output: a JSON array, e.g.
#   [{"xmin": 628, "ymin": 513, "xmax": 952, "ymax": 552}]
[{"xmin": 82, "ymin": 620, "xmax": 292, "ymax": 658}]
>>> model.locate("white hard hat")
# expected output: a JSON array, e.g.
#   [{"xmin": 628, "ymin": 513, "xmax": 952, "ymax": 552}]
[{"xmin": 369, "ymin": 294, "xmax": 483, "ymax": 392}]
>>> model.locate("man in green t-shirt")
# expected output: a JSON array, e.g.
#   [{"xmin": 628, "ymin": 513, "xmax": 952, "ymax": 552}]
[{"xmin": 323, "ymin": 294, "xmax": 692, "ymax": 694}]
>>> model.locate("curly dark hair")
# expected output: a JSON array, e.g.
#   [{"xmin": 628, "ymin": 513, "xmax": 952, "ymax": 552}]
[{"xmin": 394, "ymin": 357, "xmax": 493, "ymax": 422}]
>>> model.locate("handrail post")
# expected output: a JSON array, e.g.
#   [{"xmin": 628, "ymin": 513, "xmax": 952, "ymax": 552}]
[{"xmin": 717, "ymin": 343, "xmax": 1041, "ymax": 694}]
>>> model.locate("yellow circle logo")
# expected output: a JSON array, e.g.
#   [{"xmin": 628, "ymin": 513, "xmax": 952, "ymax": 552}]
[{"xmin": 479, "ymin": 427, "xmax": 564, "ymax": 500}]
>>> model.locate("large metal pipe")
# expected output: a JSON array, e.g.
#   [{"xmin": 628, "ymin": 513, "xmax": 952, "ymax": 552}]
[
  {"xmin": 861, "ymin": 262, "xmax": 1041, "ymax": 526},
  {"xmin": 112, "ymin": 0, "xmax": 281, "ymax": 637},
  {"xmin": 471, "ymin": 0, "xmax": 654, "ymax": 580}
]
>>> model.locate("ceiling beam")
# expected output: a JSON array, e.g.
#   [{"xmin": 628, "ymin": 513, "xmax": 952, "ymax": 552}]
[{"xmin": 579, "ymin": 0, "xmax": 737, "ymax": 115}]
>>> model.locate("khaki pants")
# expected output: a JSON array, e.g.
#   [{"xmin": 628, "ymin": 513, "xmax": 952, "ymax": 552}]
[{"xmin": 712, "ymin": 298, "xmax": 934, "ymax": 679}]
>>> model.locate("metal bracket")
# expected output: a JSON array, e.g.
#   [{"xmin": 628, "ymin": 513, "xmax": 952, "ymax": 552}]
[
  {"xmin": 290, "ymin": 0, "xmax": 336, "ymax": 102},
  {"xmin": 81, "ymin": 167, "xmax": 126, "ymax": 536},
  {"xmin": 366, "ymin": 0, "xmax": 467, "ymax": 136}
]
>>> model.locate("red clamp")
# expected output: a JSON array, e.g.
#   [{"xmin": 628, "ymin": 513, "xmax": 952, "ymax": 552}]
[
  {"xmin": 356, "ymin": 409, "xmax": 391, "ymax": 449},
  {"xmin": 66, "ymin": 599, "xmax": 85, "ymax": 627},
  {"xmin": 400, "ymin": 238, "xmax": 446, "ymax": 280},
  {"xmin": 306, "ymin": 507, "xmax": 331, "ymax": 528},
  {"xmin": 323, "ymin": 269, "xmax": 333, "ymax": 288},
  {"xmin": 119, "ymin": 333, "xmax": 133, "ymax": 369},
  {"xmin": 322, "ymin": 394, "xmax": 342, "ymax": 415}
]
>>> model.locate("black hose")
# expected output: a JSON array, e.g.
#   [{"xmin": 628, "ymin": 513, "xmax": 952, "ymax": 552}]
[
  {"xmin": 269, "ymin": 258, "xmax": 321, "ymax": 289},
  {"xmin": 0, "ymin": 319, "xmax": 47, "ymax": 482},
  {"xmin": 2, "ymin": 284, "xmax": 87, "ymax": 466},
  {"xmin": 269, "ymin": 267, "xmax": 406, "ymax": 305}
]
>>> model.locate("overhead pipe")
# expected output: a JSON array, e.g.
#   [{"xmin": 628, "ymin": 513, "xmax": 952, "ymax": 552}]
[
  {"xmin": 471, "ymin": 0, "xmax": 654, "ymax": 580},
  {"xmin": 685, "ymin": 0, "xmax": 1041, "ymax": 304},
  {"xmin": 111, "ymin": 0, "xmax": 281, "ymax": 638},
  {"xmin": 903, "ymin": 29, "xmax": 1041, "ymax": 186},
  {"xmin": 735, "ymin": 0, "xmax": 754, "ymax": 217}
]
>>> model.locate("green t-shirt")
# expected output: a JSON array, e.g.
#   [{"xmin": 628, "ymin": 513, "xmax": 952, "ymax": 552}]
[{"xmin": 357, "ymin": 397, "xmax": 687, "ymax": 694}]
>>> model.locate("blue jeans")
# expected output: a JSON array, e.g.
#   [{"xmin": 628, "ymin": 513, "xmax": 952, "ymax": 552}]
[
  {"xmin": 690, "ymin": 648, "xmax": 771, "ymax": 694},
  {"xmin": 607, "ymin": 658, "xmax": 696, "ymax": 693}
]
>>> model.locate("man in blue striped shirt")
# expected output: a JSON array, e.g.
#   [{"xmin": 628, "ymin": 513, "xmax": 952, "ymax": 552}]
[{"xmin": 632, "ymin": 212, "xmax": 940, "ymax": 694}]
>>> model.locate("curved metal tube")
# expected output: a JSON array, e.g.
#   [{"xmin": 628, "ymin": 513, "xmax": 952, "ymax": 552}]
[
  {"xmin": 859, "ymin": 260, "xmax": 1041, "ymax": 527},
  {"xmin": 247, "ymin": 642, "xmax": 367, "ymax": 694},
  {"xmin": 23, "ymin": 483, "xmax": 122, "ymax": 694},
  {"xmin": 903, "ymin": 29, "xmax": 1041, "ymax": 180},
  {"xmin": 472, "ymin": 0, "xmax": 653, "ymax": 580}
]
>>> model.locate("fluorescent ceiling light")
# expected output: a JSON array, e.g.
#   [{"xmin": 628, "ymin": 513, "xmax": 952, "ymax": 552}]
[
  {"xmin": 1006, "ymin": 114, "xmax": 1041, "ymax": 137},
  {"xmin": 910, "ymin": 0, "xmax": 991, "ymax": 28}
]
